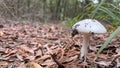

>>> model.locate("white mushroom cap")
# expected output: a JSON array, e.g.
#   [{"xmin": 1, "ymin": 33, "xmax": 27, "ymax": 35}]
[{"xmin": 72, "ymin": 19, "xmax": 107, "ymax": 34}]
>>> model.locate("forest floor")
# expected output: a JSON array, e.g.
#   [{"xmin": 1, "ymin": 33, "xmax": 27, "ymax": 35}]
[{"xmin": 0, "ymin": 19, "xmax": 120, "ymax": 68}]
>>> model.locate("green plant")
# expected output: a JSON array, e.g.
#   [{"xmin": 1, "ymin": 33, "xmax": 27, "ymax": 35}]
[
  {"xmin": 66, "ymin": 2, "xmax": 96, "ymax": 27},
  {"xmin": 66, "ymin": 1, "xmax": 120, "ymax": 27},
  {"xmin": 96, "ymin": 26, "xmax": 120, "ymax": 57},
  {"xmin": 66, "ymin": 0, "xmax": 120, "ymax": 60}
]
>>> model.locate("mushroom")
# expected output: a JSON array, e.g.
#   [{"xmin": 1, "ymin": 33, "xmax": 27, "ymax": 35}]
[{"xmin": 71, "ymin": 19, "xmax": 107, "ymax": 61}]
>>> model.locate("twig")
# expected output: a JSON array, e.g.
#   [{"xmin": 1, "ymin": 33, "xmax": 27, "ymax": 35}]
[
  {"xmin": 111, "ymin": 54, "xmax": 120, "ymax": 63},
  {"xmin": 108, "ymin": 54, "xmax": 120, "ymax": 67},
  {"xmin": 50, "ymin": 54, "xmax": 64, "ymax": 68},
  {"xmin": 44, "ymin": 44, "xmax": 64, "ymax": 68}
]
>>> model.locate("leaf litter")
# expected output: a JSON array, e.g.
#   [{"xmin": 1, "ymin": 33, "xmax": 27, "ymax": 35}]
[{"xmin": 0, "ymin": 20, "xmax": 120, "ymax": 68}]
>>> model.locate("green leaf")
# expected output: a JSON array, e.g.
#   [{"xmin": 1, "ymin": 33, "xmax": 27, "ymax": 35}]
[
  {"xmin": 91, "ymin": 0, "xmax": 104, "ymax": 18},
  {"xmin": 99, "ymin": 6, "xmax": 120, "ymax": 22},
  {"xmin": 97, "ymin": 26, "xmax": 120, "ymax": 55}
]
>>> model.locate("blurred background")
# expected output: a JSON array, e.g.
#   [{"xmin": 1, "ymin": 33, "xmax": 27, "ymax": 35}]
[{"xmin": 0, "ymin": 0, "xmax": 120, "ymax": 28}]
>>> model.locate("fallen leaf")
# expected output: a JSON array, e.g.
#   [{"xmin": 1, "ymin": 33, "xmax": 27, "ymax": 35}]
[
  {"xmin": 62, "ymin": 55, "xmax": 78, "ymax": 64},
  {"xmin": 36, "ymin": 55, "xmax": 51, "ymax": 63},
  {"xmin": 111, "ymin": 54, "xmax": 120, "ymax": 67},
  {"xmin": 116, "ymin": 57, "xmax": 120, "ymax": 67},
  {"xmin": 5, "ymin": 49, "xmax": 17, "ymax": 57},
  {"xmin": 19, "ymin": 45, "xmax": 34, "ymax": 54},
  {"xmin": 16, "ymin": 54, "xmax": 24, "ymax": 61},
  {"xmin": 95, "ymin": 61, "xmax": 111, "ymax": 66},
  {"xmin": 116, "ymin": 47, "xmax": 120, "ymax": 54},
  {"xmin": 17, "ymin": 63, "xmax": 26, "ymax": 68},
  {"xmin": 25, "ymin": 56, "xmax": 35, "ymax": 61},
  {"xmin": 0, "ymin": 61, "xmax": 8, "ymax": 67},
  {"xmin": 0, "ymin": 31, "xmax": 4, "ymax": 36},
  {"xmin": 41, "ymin": 59, "xmax": 55, "ymax": 66},
  {"xmin": 27, "ymin": 62, "xmax": 42, "ymax": 68}
]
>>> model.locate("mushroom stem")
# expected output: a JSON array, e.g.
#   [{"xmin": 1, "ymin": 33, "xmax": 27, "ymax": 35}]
[{"xmin": 81, "ymin": 33, "xmax": 90, "ymax": 61}]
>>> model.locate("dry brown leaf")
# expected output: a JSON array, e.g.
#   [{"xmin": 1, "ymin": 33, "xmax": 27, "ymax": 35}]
[
  {"xmin": 25, "ymin": 56, "xmax": 35, "ymax": 61},
  {"xmin": 0, "ymin": 61, "xmax": 8, "ymax": 67},
  {"xmin": 95, "ymin": 61, "xmax": 111, "ymax": 66},
  {"xmin": 65, "ymin": 64, "xmax": 79, "ymax": 68},
  {"xmin": 111, "ymin": 54, "xmax": 120, "ymax": 67},
  {"xmin": 0, "ymin": 31, "xmax": 4, "ymax": 36},
  {"xmin": 5, "ymin": 49, "xmax": 17, "ymax": 57},
  {"xmin": 44, "ymin": 44, "xmax": 53, "ymax": 54},
  {"xmin": 41, "ymin": 59, "xmax": 55, "ymax": 66},
  {"xmin": 35, "ymin": 49, "xmax": 43, "ymax": 56},
  {"xmin": 36, "ymin": 55, "xmax": 51, "ymax": 62},
  {"xmin": 16, "ymin": 54, "xmax": 24, "ymax": 61},
  {"xmin": 0, "ymin": 47, "xmax": 6, "ymax": 53},
  {"xmin": 97, "ymin": 54, "xmax": 110, "ymax": 59},
  {"xmin": 116, "ymin": 47, "xmax": 120, "ymax": 54},
  {"xmin": 1, "ymin": 21, "xmax": 120, "ymax": 68},
  {"xmin": 17, "ymin": 63, "xmax": 26, "ymax": 68},
  {"xmin": 19, "ymin": 45, "xmax": 34, "ymax": 54},
  {"xmin": 63, "ymin": 55, "xmax": 78, "ymax": 63},
  {"xmin": 116, "ymin": 57, "xmax": 120, "ymax": 67},
  {"xmin": 27, "ymin": 62, "xmax": 42, "ymax": 68}
]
